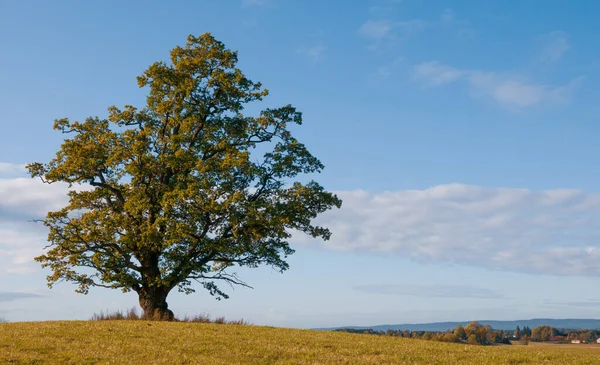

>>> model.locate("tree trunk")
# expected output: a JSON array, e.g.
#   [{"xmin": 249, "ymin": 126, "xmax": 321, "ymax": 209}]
[{"xmin": 138, "ymin": 286, "xmax": 174, "ymax": 321}]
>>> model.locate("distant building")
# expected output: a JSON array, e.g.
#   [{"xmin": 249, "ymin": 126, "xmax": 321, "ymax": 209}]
[
  {"xmin": 596, "ymin": 338, "xmax": 600, "ymax": 344},
  {"xmin": 571, "ymin": 340, "xmax": 581, "ymax": 344}
]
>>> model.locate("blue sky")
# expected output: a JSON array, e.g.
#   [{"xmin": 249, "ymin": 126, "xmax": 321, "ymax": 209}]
[{"xmin": 2, "ymin": 0, "xmax": 600, "ymax": 328}]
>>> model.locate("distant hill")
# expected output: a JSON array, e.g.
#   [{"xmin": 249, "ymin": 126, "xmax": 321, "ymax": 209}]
[{"xmin": 316, "ymin": 318, "xmax": 600, "ymax": 332}]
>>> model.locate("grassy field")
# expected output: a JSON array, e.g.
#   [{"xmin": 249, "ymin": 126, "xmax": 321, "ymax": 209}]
[{"xmin": 1, "ymin": 321, "xmax": 599, "ymax": 364}]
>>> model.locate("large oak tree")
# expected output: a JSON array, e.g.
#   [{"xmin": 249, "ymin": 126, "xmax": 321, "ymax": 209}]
[{"xmin": 27, "ymin": 33, "xmax": 341, "ymax": 319}]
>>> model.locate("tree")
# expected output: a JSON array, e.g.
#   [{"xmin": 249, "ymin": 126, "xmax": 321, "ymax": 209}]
[
  {"xmin": 27, "ymin": 33, "xmax": 342, "ymax": 320},
  {"xmin": 441, "ymin": 331, "xmax": 460, "ymax": 343},
  {"xmin": 466, "ymin": 334, "xmax": 479, "ymax": 345},
  {"xmin": 581, "ymin": 330, "xmax": 595, "ymax": 343},
  {"xmin": 489, "ymin": 330, "xmax": 503, "ymax": 344},
  {"xmin": 531, "ymin": 326, "xmax": 557, "ymax": 341},
  {"xmin": 464, "ymin": 321, "xmax": 481, "ymax": 337},
  {"xmin": 477, "ymin": 325, "xmax": 491, "ymax": 345},
  {"xmin": 453, "ymin": 325, "xmax": 467, "ymax": 340},
  {"xmin": 514, "ymin": 325, "xmax": 522, "ymax": 339}
]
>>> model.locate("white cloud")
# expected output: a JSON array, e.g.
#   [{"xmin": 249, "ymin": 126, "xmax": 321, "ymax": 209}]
[
  {"xmin": 0, "ymin": 225, "xmax": 46, "ymax": 276},
  {"xmin": 293, "ymin": 184, "xmax": 600, "ymax": 277},
  {"xmin": 545, "ymin": 299, "xmax": 600, "ymax": 307},
  {"xmin": 7, "ymin": 166, "xmax": 600, "ymax": 280},
  {"xmin": 0, "ymin": 163, "xmax": 26, "ymax": 178},
  {"xmin": 0, "ymin": 178, "xmax": 71, "ymax": 221},
  {"xmin": 242, "ymin": 0, "xmax": 267, "ymax": 7},
  {"xmin": 439, "ymin": 9, "xmax": 470, "ymax": 27},
  {"xmin": 413, "ymin": 61, "xmax": 464, "ymax": 86},
  {"xmin": 0, "ymin": 175, "xmax": 72, "ymax": 276},
  {"xmin": 468, "ymin": 72, "xmax": 582, "ymax": 108},
  {"xmin": 368, "ymin": 6, "xmax": 390, "ymax": 14},
  {"xmin": 397, "ymin": 19, "xmax": 427, "ymax": 34},
  {"xmin": 440, "ymin": 9, "xmax": 455, "ymax": 24},
  {"xmin": 537, "ymin": 31, "xmax": 570, "ymax": 64},
  {"xmin": 371, "ymin": 57, "xmax": 403, "ymax": 80},
  {"xmin": 0, "ymin": 292, "xmax": 45, "ymax": 302},
  {"xmin": 354, "ymin": 284, "xmax": 503, "ymax": 299},
  {"xmin": 413, "ymin": 61, "xmax": 581, "ymax": 108},
  {"xmin": 296, "ymin": 44, "xmax": 326, "ymax": 64},
  {"xmin": 358, "ymin": 20, "xmax": 395, "ymax": 39},
  {"xmin": 358, "ymin": 19, "xmax": 426, "ymax": 42}
]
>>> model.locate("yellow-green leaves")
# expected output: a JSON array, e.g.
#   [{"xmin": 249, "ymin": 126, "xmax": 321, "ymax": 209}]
[{"xmin": 29, "ymin": 33, "xmax": 341, "ymax": 317}]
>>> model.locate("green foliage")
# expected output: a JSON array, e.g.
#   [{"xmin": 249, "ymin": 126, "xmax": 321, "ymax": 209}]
[
  {"xmin": 27, "ymin": 33, "xmax": 341, "ymax": 318},
  {"xmin": 338, "ymin": 323, "xmax": 600, "ymax": 347},
  {"xmin": 514, "ymin": 325, "xmax": 522, "ymax": 339},
  {"xmin": 441, "ymin": 332, "xmax": 461, "ymax": 343},
  {"xmin": 532, "ymin": 326, "xmax": 558, "ymax": 342},
  {"xmin": 466, "ymin": 334, "xmax": 479, "ymax": 345},
  {"xmin": 453, "ymin": 325, "xmax": 467, "ymax": 340}
]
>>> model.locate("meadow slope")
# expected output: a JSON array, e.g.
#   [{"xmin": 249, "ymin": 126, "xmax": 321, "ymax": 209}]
[{"xmin": 1, "ymin": 321, "xmax": 599, "ymax": 364}]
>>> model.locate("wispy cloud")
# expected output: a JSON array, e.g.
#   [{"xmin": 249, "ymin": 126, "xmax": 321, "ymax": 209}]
[
  {"xmin": 0, "ymin": 178, "xmax": 72, "ymax": 221},
  {"xmin": 358, "ymin": 18, "xmax": 426, "ymax": 49},
  {"xmin": 371, "ymin": 57, "xmax": 403, "ymax": 80},
  {"xmin": 536, "ymin": 31, "xmax": 570, "ymax": 64},
  {"xmin": 368, "ymin": 6, "xmax": 392, "ymax": 14},
  {"xmin": 0, "ymin": 292, "xmax": 45, "ymax": 302},
  {"xmin": 413, "ymin": 61, "xmax": 582, "ymax": 108},
  {"xmin": 368, "ymin": 0, "xmax": 402, "ymax": 15},
  {"xmin": 469, "ymin": 72, "xmax": 581, "ymax": 108},
  {"xmin": 397, "ymin": 19, "xmax": 427, "ymax": 34},
  {"xmin": 544, "ymin": 299, "xmax": 600, "ymax": 307},
  {"xmin": 8, "ymin": 164, "xmax": 600, "ymax": 281},
  {"xmin": 439, "ymin": 9, "xmax": 470, "ymax": 27},
  {"xmin": 413, "ymin": 61, "xmax": 464, "ymax": 86},
  {"xmin": 0, "ymin": 170, "xmax": 75, "ymax": 276},
  {"xmin": 242, "ymin": 0, "xmax": 267, "ymax": 7},
  {"xmin": 358, "ymin": 20, "xmax": 396, "ymax": 39},
  {"xmin": 0, "ymin": 163, "xmax": 26, "ymax": 178},
  {"xmin": 292, "ymin": 184, "xmax": 600, "ymax": 277},
  {"xmin": 296, "ymin": 44, "xmax": 327, "ymax": 64},
  {"xmin": 440, "ymin": 9, "xmax": 456, "ymax": 24},
  {"xmin": 354, "ymin": 284, "xmax": 503, "ymax": 299}
]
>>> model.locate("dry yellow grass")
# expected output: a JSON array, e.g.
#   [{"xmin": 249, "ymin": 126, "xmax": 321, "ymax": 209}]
[{"xmin": 1, "ymin": 321, "xmax": 599, "ymax": 364}]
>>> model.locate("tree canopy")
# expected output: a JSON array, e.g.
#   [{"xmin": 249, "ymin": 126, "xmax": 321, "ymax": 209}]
[{"xmin": 27, "ymin": 33, "xmax": 341, "ymax": 319}]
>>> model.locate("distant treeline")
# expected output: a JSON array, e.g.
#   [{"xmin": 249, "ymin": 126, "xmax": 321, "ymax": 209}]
[{"xmin": 335, "ymin": 322, "xmax": 600, "ymax": 346}]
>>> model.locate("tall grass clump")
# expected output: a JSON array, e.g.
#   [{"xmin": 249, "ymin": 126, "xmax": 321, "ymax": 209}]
[
  {"xmin": 91, "ymin": 308, "xmax": 249, "ymax": 325},
  {"xmin": 91, "ymin": 307, "xmax": 140, "ymax": 321}
]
